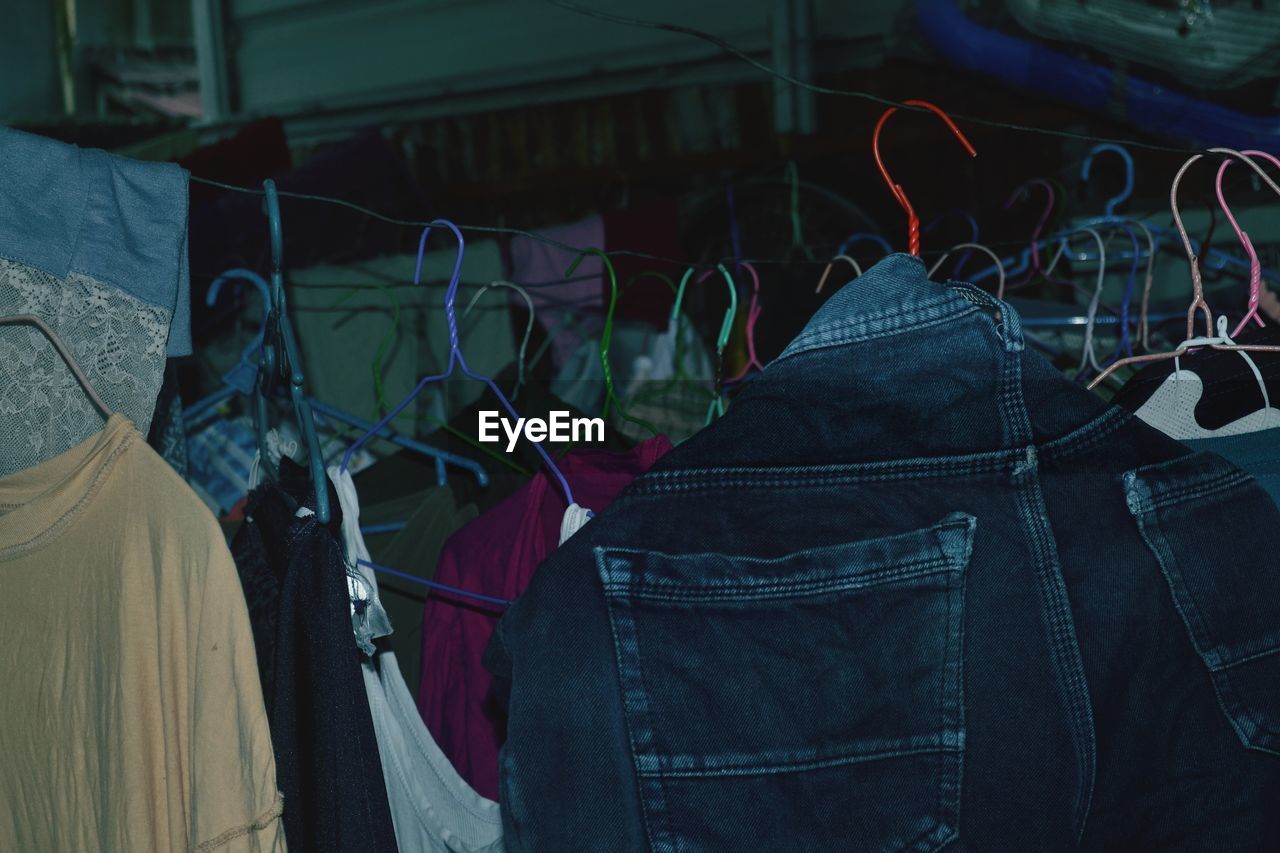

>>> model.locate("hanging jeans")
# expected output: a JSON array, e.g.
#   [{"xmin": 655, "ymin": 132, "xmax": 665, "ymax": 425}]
[
  {"xmin": 486, "ymin": 254, "xmax": 1280, "ymax": 851},
  {"xmin": 232, "ymin": 461, "xmax": 400, "ymax": 853}
]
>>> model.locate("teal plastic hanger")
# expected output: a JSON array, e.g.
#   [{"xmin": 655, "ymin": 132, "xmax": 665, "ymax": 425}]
[{"xmin": 672, "ymin": 264, "xmax": 738, "ymax": 425}]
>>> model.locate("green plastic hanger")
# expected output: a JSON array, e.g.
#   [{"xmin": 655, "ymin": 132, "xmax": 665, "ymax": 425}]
[
  {"xmin": 564, "ymin": 248, "xmax": 660, "ymax": 438},
  {"xmin": 672, "ymin": 263, "xmax": 738, "ymax": 425}
]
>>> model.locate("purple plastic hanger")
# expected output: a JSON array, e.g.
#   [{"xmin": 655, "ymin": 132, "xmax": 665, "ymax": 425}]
[{"xmin": 339, "ymin": 219, "xmax": 576, "ymax": 506}]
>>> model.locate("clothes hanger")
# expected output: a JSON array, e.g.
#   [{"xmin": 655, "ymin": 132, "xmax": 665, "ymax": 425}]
[
  {"xmin": 1087, "ymin": 150, "xmax": 1280, "ymax": 391},
  {"xmin": 0, "ymin": 314, "xmax": 112, "ymax": 418},
  {"xmin": 726, "ymin": 261, "xmax": 765, "ymax": 381},
  {"xmin": 922, "ymin": 209, "xmax": 979, "ymax": 275},
  {"xmin": 1109, "ymin": 148, "xmax": 1280, "ymax": 434},
  {"xmin": 784, "ymin": 161, "xmax": 815, "ymax": 261},
  {"xmin": 256, "ymin": 180, "xmax": 331, "ymax": 523},
  {"xmin": 672, "ymin": 264, "xmax": 738, "ymax": 424},
  {"xmin": 836, "ymin": 232, "xmax": 893, "ymax": 258},
  {"xmin": 872, "ymin": 99, "xmax": 978, "ymax": 256},
  {"xmin": 1081, "ymin": 143, "xmax": 1134, "ymax": 221},
  {"xmin": 1070, "ymin": 229, "xmax": 1112, "ymax": 380},
  {"xmin": 967, "ymin": 142, "xmax": 1266, "ymax": 293},
  {"xmin": 564, "ymin": 247, "xmax": 661, "ymax": 439},
  {"xmin": 183, "ymin": 268, "xmax": 272, "ymax": 428},
  {"xmin": 1003, "ymin": 179, "xmax": 1056, "ymax": 286},
  {"xmin": 1077, "ymin": 147, "xmax": 1156, "ymax": 359},
  {"xmin": 1214, "ymin": 149, "xmax": 1280, "ymax": 336},
  {"xmin": 188, "ymin": 267, "xmax": 488, "ymax": 490},
  {"xmin": 814, "ymin": 254, "xmax": 862, "ymax": 295},
  {"xmin": 620, "ymin": 270, "xmax": 722, "ymax": 414},
  {"xmin": 463, "ymin": 280, "xmax": 536, "ymax": 400},
  {"xmin": 342, "ymin": 219, "xmax": 577, "ymax": 509},
  {"xmin": 928, "ymin": 243, "xmax": 1006, "ymax": 299}
]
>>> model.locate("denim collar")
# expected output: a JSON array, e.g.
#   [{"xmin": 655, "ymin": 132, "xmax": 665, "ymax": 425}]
[
  {"xmin": 0, "ymin": 127, "xmax": 192, "ymax": 355},
  {"xmin": 778, "ymin": 254, "xmax": 982, "ymax": 362}
]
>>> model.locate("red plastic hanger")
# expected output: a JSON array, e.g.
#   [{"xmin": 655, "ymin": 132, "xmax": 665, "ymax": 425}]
[{"xmin": 872, "ymin": 100, "xmax": 977, "ymax": 256}]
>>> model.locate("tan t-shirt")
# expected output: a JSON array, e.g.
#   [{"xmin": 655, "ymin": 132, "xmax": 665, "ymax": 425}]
[{"xmin": 0, "ymin": 414, "xmax": 287, "ymax": 852}]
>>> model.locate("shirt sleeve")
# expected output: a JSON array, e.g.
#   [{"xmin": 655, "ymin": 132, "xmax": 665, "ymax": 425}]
[{"xmin": 190, "ymin": 524, "xmax": 288, "ymax": 852}]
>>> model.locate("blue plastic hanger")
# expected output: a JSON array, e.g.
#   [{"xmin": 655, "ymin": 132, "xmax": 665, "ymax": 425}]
[
  {"xmin": 969, "ymin": 143, "xmax": 1268, "ymax": 288},
  {"xmin": 340, "ymin": 219, "xmax": 576, "ymax": 506},
  {"xmin": 250, "ymin": 180, "xmax": 331, "ymax": 523},
  {"xmin": 183, "ymin": 268, "xmax": 271, "ymax": 428},
  {"xmin": 184, "ymin": 267, "xmax": 487, "ymax": 491}
]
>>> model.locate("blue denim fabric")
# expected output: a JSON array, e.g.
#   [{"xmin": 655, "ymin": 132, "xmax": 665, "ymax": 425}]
[
  {"xmin": 0, "ymin": 127, "xmax": 191, "ymax": 355},
  {"xmin": 486, "ymin": 254, "xmax": 1280, "ymax": 851}
]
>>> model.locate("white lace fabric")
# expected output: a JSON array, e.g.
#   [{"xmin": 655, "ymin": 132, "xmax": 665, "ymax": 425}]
[{"xmin": 0, "ymin": 257, "xmax": 169, "ymax": 476}]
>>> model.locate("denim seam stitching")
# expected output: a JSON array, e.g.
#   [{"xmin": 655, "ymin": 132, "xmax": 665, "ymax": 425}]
[
  {"xmin": 1134, "ymin": 509, "xmax": 1280, "ymax": 750},
  {"xmin": 933, "ymin": 570, "xmax": 952, "ymax": 848},
  {"xmin": 633, "ymin": 452, "xmax": 1021, "ymax": 494},
  {"xmin": 1141, "ymin": 472, "xmax": 1253, "ymax": 509},
  {"xmin": 1039, "ymin": 408, "xmax": 1132, "ymax": 460},
  {"xmin": 1216, "ymin": 643, "xmax": 1280, "ymax": 671},
  {"xmin": 1000, "ymin": 331, "xmax": 1094, "ymax": 839},
  {"xmin": 594, "ymin": 549, "xmax": 670, "ymax": 852},
  {"xmin": 643, "ymin": 740, "xmax": 962, "ymax": 779},
  {"xmin": 1015, "ymin": 466, "xmax": 1096, "ymax": 843},
  {"xmin": 600, "ymin": 556, "xmax": 954, "ymax": 602},
  {"xmin": 949, "ymin": 548, "xmax": 967, "ymax": 845},
  {"xmin": 599, "ymin": 521, "xmax": 972, "ymax": 568}
]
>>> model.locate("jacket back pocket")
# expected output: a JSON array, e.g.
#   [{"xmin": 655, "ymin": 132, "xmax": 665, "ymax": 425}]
[
  {"xmin": 596, "ymin": 512, "xmax": 975, "ymax": 853},
  {"xmin": 1126, "ymin": 452, "xmax": 1280, "ymax": 756}
]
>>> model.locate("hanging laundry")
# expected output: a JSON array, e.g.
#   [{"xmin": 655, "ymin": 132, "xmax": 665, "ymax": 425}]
[
  {"xmin": 0, "ymin": 414, "xmax": 285, "ymax": 851},
  {"xmin": 0, "ymin": 127, "xmax": 190, "ymax": 475},
  {"xmin": 331, "ymin": 467, "xmax": 506, "ymax": 853},
  {"xmin": 363, "ymin": 485, "xmax": 480, "ymax": 691},
  {"xmin": 507, "ymin": 215, "xmax": 605, "ymax": 368},
  {"xmin": 289, "ymin": 244, "xmax": 515, "ymax": 434},
  {"xmin": 418, "ymin": 434, "xmax": 673, "ymax": 800},
  {"xmin": 487, "ymin": 255, "xmax": 1280, "ymax": 850},
  {"xmin": 230, "ymin": 459, "xmax": 400, "ymax": 853}
]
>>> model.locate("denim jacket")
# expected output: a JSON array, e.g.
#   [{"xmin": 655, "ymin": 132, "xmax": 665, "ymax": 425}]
[{"xmin": 487, "ymin": 254, "xmax": 1280, "ymax": 852}]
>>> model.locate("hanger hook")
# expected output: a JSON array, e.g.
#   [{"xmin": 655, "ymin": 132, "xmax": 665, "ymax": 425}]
[
  {"xmin": 1172, "ymin": 149, "xmax": 1280, "ymax": 342},
  {"xmin": 815, "ymin": 254, "xmax": 863, "ymax": 295},
  {"xmin": 565, "ymin": 248, "xmax": 658, "ymax": 435},
  {"xmin": 1003, "ymin": 179, "xmax": 1055, "ymax": 284},
  {"xmin": 872, "ymin": 100, "xmax": 977, "ymax": 256},
  {"xmin": 264, "ymin": 180, "xmax": 284, "ymax": 280},
  {"xmin": 1081, "ymin": 144, "xmax": 1134, "ymax": 218},
  {"xmin": 836, "ymin": 232, "xmax": 892, "ymax": 258},
  {"xmin": 1215, "ymin": 149, "xmax": 1280, "ymax": 337},
  {"xmin": 413, "ymin": 219, "xmax": 467, "ymax": 354}
]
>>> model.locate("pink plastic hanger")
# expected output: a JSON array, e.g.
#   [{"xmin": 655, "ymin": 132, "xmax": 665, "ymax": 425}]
[
  {"xmin": 1214, "ymin": 148, "xmax": 1280, "ymax": 337},
  {"xmin": 1004, "ymin": 179, "xmax": 1055, "ymax": 286},
  {"xmin": 725, "ymin": 262, "xmax": 764, "ymax": 380},
  {"xmin": 1087, "ymin": 150, "xmax": 1280, "ymax": 390},
  {"xmin": 872, "ymin": 100, "xmax": 977, "ymax": 256}
]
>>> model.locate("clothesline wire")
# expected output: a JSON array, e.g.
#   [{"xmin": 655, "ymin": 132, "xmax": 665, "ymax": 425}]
[{"xmin": 541, "ymin": 0, "xmax": 1201, "ymax": 156}]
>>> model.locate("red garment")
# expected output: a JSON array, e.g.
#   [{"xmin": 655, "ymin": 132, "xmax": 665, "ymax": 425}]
[{"xmin": 417, "ymin": 435, "xmax": 673, "ymax": 799}]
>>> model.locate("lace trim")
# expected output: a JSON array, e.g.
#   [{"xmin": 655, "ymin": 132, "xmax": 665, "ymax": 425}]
[{"xmin": 0, "ymin": 258, "xmax": 169, "ymax": 476}]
